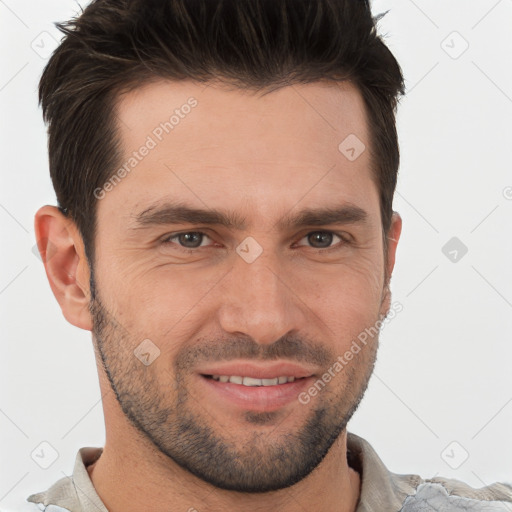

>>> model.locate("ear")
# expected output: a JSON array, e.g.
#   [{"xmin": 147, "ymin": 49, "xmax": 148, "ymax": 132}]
[
  {"xmin": 380, "ymin": 211, "xmax": 402, "ymax": 316},
  {"xmin": 34, "ymin": 205, "xmax": 93, "ymax": 331}
]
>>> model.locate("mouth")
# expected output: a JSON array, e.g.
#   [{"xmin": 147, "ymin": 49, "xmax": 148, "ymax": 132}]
[
  {"xmin": 202, "ymin": 374, "xmax": 302, "ymax": 386},
  {"xmin": 195, "ymin": 362, "xmax": 316, "ymax": 413}
]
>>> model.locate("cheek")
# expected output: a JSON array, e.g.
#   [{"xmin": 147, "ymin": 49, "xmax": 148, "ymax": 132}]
[
  {"xmin": 299, "ymin": 254, "xmax": 385, "ymax": 341},
  {"xmin": 96, "ymin": 258, "xmax": 226, "ymax": 344}
]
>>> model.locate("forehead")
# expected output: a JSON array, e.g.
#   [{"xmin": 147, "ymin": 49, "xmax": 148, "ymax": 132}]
[
  {"xmin": 102, "ymin": 79, "xmax": 377, "ymax": 225},
  {"xmin": 115, "ymin": 79, "xmax": 369, "ymax": 156}
]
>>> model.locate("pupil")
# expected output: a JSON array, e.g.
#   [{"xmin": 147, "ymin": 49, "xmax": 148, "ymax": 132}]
[
  {"xmin": 180, "ymin": 232, "xmax": 202, "ymax": 248},
  {"xmin": 309, "ymin": 232, "xmax": 332, "ymax": 248}
]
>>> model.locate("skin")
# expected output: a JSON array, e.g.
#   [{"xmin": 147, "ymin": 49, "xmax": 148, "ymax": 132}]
[{"xmin": 35, "ymin": 79, "xmax": 401, "ymax": 512}]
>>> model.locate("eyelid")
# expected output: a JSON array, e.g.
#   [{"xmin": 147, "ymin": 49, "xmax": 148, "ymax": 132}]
[
  {"xmin": 294, "ymin": 230, "xmax": 351, "ymax": 248},
  {"xmin": 161, "ymin": 230, "xmax": 215, "ymax": 246}
]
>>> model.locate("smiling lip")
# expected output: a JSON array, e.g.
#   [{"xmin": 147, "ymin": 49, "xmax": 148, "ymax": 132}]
[
  {"xmin": 196, "ymin": 361, "xmax": 316, "ymax": 380},
  {"xmin": 196, "ymin": 361, "xmax": 316, "ymax": 412}
]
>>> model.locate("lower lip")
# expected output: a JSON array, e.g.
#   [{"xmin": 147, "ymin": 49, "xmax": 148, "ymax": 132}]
[{"xmin": 198, "ymin": 375, "xmax": 314, "ymax": 412}]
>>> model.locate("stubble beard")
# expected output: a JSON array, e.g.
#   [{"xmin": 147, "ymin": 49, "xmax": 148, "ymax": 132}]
[{"xmin": 89, "ymin": 286, "xmax": 379, "ymax": 492}]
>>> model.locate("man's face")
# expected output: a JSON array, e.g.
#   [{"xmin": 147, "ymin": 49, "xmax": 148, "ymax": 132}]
[{"xmin": 90, "ymin": 80, "xmax": 399, "ymax": 492}]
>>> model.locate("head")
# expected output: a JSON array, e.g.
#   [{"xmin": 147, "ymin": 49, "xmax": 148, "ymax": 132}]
[{"xmin": 35, "ymin": 0, "xmax": 404, "ymax": 493}]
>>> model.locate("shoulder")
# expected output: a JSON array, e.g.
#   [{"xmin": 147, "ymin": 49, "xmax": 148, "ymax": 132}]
[
  {"xmin": 346, "ymin": 432, "xmax": 512, "ymax": 512},
  {"xmin": 395, "ymin": 474, "xmax": 512, "ymax": 511}
]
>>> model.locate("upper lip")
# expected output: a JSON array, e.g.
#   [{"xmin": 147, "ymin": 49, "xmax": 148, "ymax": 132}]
[{"xmin": 196, "ymin": 361, "xmax": 316, "ymax": 379}]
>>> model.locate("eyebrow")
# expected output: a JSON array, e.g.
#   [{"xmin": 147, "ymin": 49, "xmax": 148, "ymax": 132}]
[{"xmin": 131, "ymin": 202, "xmax": 368, "ymax": 231}]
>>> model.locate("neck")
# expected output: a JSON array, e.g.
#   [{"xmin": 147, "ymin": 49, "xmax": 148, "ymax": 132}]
[{"xmin": 87, "ymin": 423, "xmax": 360, "ymax": 512}]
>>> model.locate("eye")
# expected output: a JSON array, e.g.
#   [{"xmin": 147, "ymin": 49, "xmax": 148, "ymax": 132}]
[
  {"xmin": 295, "ymin": 231, "xmax": 348, "ymax": 249},
  {"xmin": 162, "ymin": 231, "xmax": 213, "ymax": 249},
  {"xmin": 160, "ymin": 230, "xmax": 350, "ymax": 253}
]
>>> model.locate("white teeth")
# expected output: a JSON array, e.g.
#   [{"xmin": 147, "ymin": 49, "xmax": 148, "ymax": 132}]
[
  {"xmin": 210, "ymin": 375, "xmax": 298, "ymax": 386},
  {"xmin": 243, "ymin": 376, "xmax": 261, "ymax": 386}
]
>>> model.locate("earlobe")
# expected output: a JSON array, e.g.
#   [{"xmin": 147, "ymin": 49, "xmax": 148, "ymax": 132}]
[{"xmin": 34, "ymin": 205, "xmax": 93, "ymax": 331}]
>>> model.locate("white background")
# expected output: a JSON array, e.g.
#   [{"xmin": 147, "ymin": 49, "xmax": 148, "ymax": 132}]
[{"xmin": 1, "ymin": 0, "xmax": 511, "ymax": 509}]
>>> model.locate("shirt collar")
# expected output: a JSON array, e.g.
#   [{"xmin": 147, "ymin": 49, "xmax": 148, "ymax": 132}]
[
  {"xmin": 347, "ymin": 433, "xmax": 421, "ymax": 511},
  {"xmin": 27, "ymin": 447, "xmax": 107, "ymax": 512}
]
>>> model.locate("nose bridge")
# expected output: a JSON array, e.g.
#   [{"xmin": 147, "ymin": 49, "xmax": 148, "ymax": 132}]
[{"xmin": 217, "ymin": 246, "xmax": 302, "ymax": 345}]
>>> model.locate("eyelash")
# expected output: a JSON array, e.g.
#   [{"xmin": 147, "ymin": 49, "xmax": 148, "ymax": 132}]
[{"xmin": 160, "ymin": 230, "xmax": 352, "ymax": 254}]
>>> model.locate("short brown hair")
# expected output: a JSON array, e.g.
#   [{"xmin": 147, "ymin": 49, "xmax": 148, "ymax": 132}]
[{"xmin": 39, "ymin": 0, "xmax": 405, "ymax": 267}]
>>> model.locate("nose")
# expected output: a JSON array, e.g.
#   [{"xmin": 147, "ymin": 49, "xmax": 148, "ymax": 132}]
[{"xmin": 217, "ymin": 249, "xmax": 306, "ymax": 346}]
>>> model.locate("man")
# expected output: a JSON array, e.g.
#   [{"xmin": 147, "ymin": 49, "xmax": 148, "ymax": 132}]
[{"xmin": 28, "ymin": 0, "xmax": 512, "ymax": 510}]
